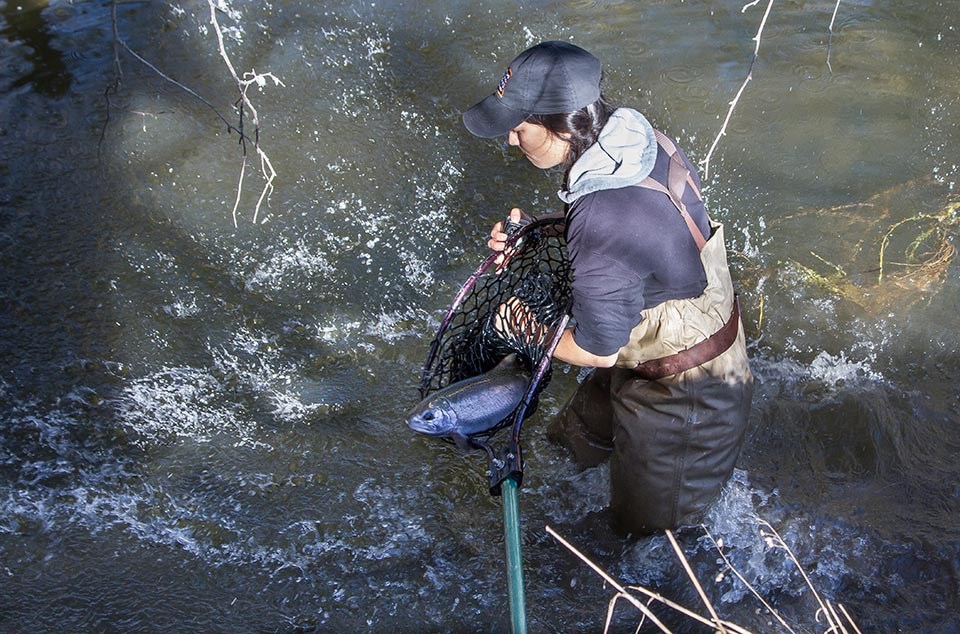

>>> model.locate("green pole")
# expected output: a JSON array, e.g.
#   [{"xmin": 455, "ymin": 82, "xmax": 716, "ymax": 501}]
[{"xmin": 501, "ymin": 475, "xmax": 527, "ymax": 634}]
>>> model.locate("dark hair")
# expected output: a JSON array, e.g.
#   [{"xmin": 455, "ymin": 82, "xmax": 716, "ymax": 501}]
[{"xmin": 526, "ymin": 94, "xmax": 616, "ymax": 186}]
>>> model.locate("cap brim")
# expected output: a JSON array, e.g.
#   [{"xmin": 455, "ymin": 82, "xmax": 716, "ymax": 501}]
[{"xmin": 462, "ymin": 93, "xmax": 528, "ymax": 138}]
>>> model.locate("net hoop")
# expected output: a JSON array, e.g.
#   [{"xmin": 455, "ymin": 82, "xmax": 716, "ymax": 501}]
[{"xmin": 418, "ymin": 216, "xmax": 571, "ymax": 441}]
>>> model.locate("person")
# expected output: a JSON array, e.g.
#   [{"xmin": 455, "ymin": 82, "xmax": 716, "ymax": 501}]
[{"xmin": 462, "ymin": 41, "xmax": 754, "ymax": 535}]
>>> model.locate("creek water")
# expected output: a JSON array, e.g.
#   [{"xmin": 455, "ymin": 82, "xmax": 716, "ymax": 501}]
[{"xmin": 1, "ymin": 1, "xmax": 958, "ymax": 632}]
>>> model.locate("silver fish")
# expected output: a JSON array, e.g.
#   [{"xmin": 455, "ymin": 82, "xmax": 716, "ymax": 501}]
[{"xmin": 406, "ymin": 354, "xmax": 530, "ymax": 446}]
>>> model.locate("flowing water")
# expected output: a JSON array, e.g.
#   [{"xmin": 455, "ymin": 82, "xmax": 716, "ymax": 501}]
[{"xmin": 1, "ymin": 1, "xmax": 958, "ymax": 632}]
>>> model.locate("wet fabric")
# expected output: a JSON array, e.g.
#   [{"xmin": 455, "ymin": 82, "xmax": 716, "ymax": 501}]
[{"xmin": 551, "ymin": 108, "xmax": 754, "ymax": 533}]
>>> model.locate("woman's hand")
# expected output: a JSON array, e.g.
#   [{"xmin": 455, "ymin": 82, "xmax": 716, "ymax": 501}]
[
  {"xmin": 487, "ymin": 207, "xmax": 528, "ymax": 253},
  {"xmin": 488, "ymin": 208, "xmax": 533, "ymax": 270}
]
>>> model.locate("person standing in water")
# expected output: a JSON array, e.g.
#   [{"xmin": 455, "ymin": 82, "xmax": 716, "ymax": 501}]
[{"xmin": 462, "ymin": 41, "xmax": 754, "ymax": 535}]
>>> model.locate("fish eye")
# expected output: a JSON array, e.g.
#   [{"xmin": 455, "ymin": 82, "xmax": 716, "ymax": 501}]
[{"xmin": 423, "ymin": 410, "xmax": 436, "ymax": 421}]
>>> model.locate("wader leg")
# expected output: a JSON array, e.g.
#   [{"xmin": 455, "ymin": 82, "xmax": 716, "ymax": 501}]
[
  {"xmin": 609, "ymin": 374, "xmax": 689, "ymax": 534},
  {"xmin": 547, "ymin": 368, "xmax": 615, "ymax": 468},
  {"xmin": 608, "ymin": 369, "xmax": 753, "ymax": 535}
]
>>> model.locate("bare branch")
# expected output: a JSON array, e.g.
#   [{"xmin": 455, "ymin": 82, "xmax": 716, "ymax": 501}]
[
  {"xmin": 231, "ymin": 154, "xmax": 246, "ymax": 228},
  {"xmin": 108, "ymin": 1, "xmax": 281, "ymax": 226},
  {"xmin": 208, "ymin": 0, "xmax": 283, "ymax": 225},
  {"xmin": 702, "ymin": 0, "xmax": 774, "ymax": 180},
  {"xmin": 116, "ymin": 36, "xmax": 241, "ymax": 137},
  {"xmin": 827, "ymin": 0, "xmax": 842, "ymax": 73}
]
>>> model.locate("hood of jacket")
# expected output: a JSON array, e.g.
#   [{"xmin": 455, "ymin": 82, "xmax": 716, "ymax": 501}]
[{"xmin": 558, "ymin": 108, "xmax": 658, "ymax": 204}]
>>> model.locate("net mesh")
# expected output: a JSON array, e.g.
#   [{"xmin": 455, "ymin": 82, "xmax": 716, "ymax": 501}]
[{"xmin": 418, "ymin": 217, "xmax": 572, "ymax": 437}]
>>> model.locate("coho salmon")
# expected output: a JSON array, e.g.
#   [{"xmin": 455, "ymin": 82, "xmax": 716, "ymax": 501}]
[{"xmin": 406, "ymin": 354, "xmax": 531, "ymax": 447}]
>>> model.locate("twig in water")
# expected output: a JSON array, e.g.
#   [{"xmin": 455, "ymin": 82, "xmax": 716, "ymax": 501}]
[
  {"xmin": 98, "ymin": 0, "xmax": 125, "ymax": 158},
  {"xmin": 546, "ymin": 526, "xmax": 674, "ymax": 633},
  {"xmin": 827, "ymin": 0, "xmax": 842, "ymax": 73},
  {"xmin": 758, "ymin": 520, "xmax": 853, "ymax": 633},
  {"xmin": 824, "ymin": 600, "xmax": 849, "ymax": 634},
  {"xmin": 702, "ymin": 0, "xmax": 775, "ymax": 180},
  {"xmin": 701, "ymin": 525, "xmax": 798, "ymax": 634},
  {"xmin": 665, "ymin": 529, "xmax": 729, "ymax": 634},
  {"xmin": 837, "ymin": 604, "xmax": 864, "ymax": 634},
  {"xmin": 757, "ymin": 288, "xmax": 765, "ymax": 331},
  {"xmin": 603, "ymin": 592, "xmax": 656, "ymax": 634}
]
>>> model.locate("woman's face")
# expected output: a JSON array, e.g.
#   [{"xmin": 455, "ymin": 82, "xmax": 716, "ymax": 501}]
[{"xmin": 507, "ymin": 122, "xmax": 570, "ymax": 169}]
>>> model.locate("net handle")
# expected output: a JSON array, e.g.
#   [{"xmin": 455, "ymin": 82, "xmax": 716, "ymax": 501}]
[
  {"xmin": 511, "ymin": 312, "xmax": 569, "ymax": 444},
  {"xmin": 487, "ymin": 311, "xmax": 570, "ymax": 496}
]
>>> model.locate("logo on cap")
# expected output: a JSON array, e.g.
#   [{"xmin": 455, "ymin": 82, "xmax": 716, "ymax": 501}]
[{"xmin": 495, "ymin": 67, "xmax": 513, "ymax": 98}]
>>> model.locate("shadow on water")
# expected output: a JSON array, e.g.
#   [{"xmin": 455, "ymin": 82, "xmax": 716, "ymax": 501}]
[{"xmin": 1, "ymin": 1, "xmax": 71, "ymax": 97}]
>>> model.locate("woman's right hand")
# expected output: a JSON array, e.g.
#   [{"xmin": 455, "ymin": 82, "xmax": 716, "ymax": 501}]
[{"xmin": 487, "ymin": 207, "xmax": 527, "ymax": 253}]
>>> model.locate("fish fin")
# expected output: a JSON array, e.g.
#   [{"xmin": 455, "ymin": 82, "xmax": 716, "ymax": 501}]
[
  {"xmin": 495, "ymin": 352, "xmax": 521, "ymax": 370},
  {"xmin": 450, "ymin": 433, "xmax": 474, "ymax": 451}
]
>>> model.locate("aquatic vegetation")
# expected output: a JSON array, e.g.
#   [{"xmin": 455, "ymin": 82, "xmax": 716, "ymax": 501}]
[{"xmin": 772, "ymin": 179, "xmax": 958, "ymax": 315}]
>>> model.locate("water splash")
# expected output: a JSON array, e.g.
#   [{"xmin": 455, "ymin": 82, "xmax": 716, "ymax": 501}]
[{"xmin": 114, "ymin": 366, "xmax": 253, "ymax": 446}]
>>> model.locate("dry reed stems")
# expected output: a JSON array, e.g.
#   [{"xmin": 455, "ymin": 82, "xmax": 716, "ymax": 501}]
[
  {"xmin": 665, "ymin": 529, "xmax": 729, "ymax": 633},
  {"xmin": 547, "ymin": 520, "xmax": 863, "ymax": 634},
  {"xmin": 757, "ymin": 521, "xmax": 862, "ymax": 634},
  {"xmin": 546, "ymin": 526, "xmax": 752, "ymax": 634}
]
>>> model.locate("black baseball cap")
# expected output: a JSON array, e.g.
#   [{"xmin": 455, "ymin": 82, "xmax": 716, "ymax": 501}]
[{"xmin": 462, "ymin": 41, "xmax": 602, "ymax": 138}]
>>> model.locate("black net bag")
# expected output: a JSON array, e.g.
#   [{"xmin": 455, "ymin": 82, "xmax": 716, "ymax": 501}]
[{"xmin": 418, "ymin": 216, "xmax": 572, "ymax": 441}]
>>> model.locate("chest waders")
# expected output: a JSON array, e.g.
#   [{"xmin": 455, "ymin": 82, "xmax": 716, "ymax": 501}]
[{"xmin": 549, "ymin": 132, "xmax": 754, "ymax": 534}]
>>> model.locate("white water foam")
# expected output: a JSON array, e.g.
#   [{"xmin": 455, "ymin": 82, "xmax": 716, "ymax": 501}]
[
  {"xmin": 751, "ymin": 347, "xmax": 886, "ymax": 395},
  {"xmin": 699, "ymin": 471, "xmax": 804, "ymax": 604},
  {"xmin": 807, "ymin": 350, "xmax": 884, "ymax": 385},
  {"xmin": 243, "ymin": 236, "xmax": 336, "ymax": 295},
  {"xmin": 114, "ymin": 366, "xmax": 255, "ymax": 446}
]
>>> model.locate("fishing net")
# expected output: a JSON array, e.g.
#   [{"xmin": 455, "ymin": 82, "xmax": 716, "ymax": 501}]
[{"xmin": 418, "ymin": 216, "xmax": 572, "ymax": 440}]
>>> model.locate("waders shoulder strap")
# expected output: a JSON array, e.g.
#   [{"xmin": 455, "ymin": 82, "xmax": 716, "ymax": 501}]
[{"xmin": 638, "ymin": 130, "xmax": 708, "ymax": 251}]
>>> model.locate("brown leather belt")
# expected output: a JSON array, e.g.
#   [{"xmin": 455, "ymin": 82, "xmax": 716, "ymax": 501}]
[{"xmin": 633, "ymin": 296, "xmax": 741, "ymax": 380}]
